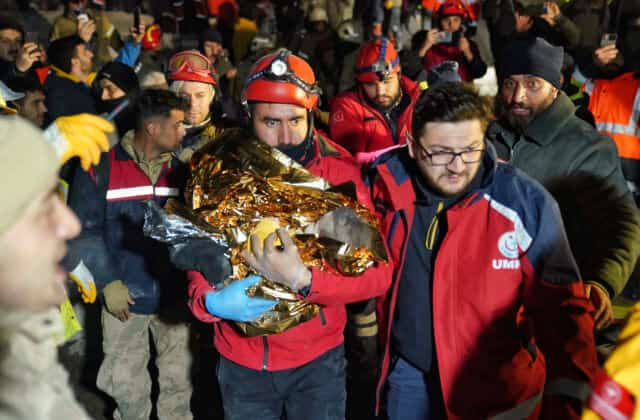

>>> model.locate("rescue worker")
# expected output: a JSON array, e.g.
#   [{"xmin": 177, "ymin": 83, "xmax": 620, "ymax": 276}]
[
  {"xmin": 370, "ymin": 81, "xmax": 597, "ymax": 419},
  {"xmin": 66, "ymin": 90, "xmax": 194, "ymax": 420},
  {"xmin": 186, "ymin": 49, "xmax": 393, "ymax": 420},
  {"xmin": 420, "ymin": 0, "xmax": 480, "ymax": 29},
  {"xmin": 0, "ymin": 113, "xmax": 112, "ymax": 420},
  {"xmin": 487, "ymin": 37, "xmax": 640, "ymax": 330},
  {"xmin": 586, "ymin": 71, "xmax": 640, "ymax": 204},
  {"xmin": 329, "ymin": 37, "xmax": 422, "ymax": 154},
  {"xmin": 168, "ymin": 50, "xmax": 225, "ymax": 162},
  {"xmin": 419, "ymin": 0, "xmax": 487, "ymax": 82}
]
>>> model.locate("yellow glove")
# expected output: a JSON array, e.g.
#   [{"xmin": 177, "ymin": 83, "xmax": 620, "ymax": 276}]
[
  {"xmin": 43, "ymin": 113, "xmax": 113, "ymax": 171},
  {"xmin": 582, "ymin": 303, "xmax": 640, "ymax": 419},
  {"xmin": 68, "ymin": 260, "xmax": 97, "ymax": 304},
  {"xmin": 58, "ymin": 298, "xmax": 83, "ymax": 344}
]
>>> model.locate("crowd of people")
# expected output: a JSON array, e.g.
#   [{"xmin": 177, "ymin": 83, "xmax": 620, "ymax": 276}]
[{"xmin": 0, "ymin": 0, "xmax": 639, "ymax": 419}]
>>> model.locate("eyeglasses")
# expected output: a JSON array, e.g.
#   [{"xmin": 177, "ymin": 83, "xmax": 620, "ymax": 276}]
[{"xmin": 411, "ymin": 137, "xmax": 484, "ymax": 166}]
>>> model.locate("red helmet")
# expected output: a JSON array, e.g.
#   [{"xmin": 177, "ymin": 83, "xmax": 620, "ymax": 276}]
[
  {"xmin": 167, "ymin": 50, "xmax": 217, "ymax": 85},
  {"xmin": 242, "ymin": 49, "xmax": 320, "ymax": 110},
  {"xmin": 142, "ymin": 24, "xmax": 162, "ymax": 51},
  {"xmin": 355, "ymin": 37, "xmax": 400, "ymax": 83},
  {"xmin": 435, "ymin": 0, "xmax": 468, "ymax": 20}
]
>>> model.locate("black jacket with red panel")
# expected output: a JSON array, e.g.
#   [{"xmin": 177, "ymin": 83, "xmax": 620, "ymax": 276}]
[{"xmin": 67, "ymin": 142, "xmax": 188, "ymax": 314}]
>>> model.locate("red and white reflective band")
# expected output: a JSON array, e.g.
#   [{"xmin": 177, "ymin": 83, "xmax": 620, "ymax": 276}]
[
  {"xmin": 106, "ymin": 186, "xmax": 180, "ymax": 201},
  {"xmin": 587, "ymin": 369, "xmax": 635, "ymax": 420}
]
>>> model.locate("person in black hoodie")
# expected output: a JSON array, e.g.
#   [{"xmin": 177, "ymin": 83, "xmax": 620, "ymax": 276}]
[{"xmin": 93, "ymin": 61, "xmax": 139, "ymax": 137}]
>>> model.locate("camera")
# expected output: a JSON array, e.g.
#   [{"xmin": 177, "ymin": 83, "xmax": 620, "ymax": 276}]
[
  {"xmin": 436, "ymin": 30, "xmax": 463, "ymax": 44},
  {"xmin": 600, "ymin": 33, "xmax": 617, "ymax": 47},
  {"xmin": 74, "ymin": 10, "xmax": 90, "ymax": 23}
]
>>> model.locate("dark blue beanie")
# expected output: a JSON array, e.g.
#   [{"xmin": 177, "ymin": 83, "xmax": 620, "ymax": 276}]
[{"xmin": 500, "ymin": 37, "xmax": 563, "ymax": 89}]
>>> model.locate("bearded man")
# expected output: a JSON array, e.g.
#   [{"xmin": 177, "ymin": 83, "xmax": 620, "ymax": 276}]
[{"xmin": 487, "ymin": 37, "xmax": 640, "ymax": 332}]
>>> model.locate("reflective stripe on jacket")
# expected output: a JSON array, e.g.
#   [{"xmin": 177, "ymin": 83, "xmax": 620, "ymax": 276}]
[{"xmin": 588, "ymin": 72, "xmax": 640, "ymax": 181}]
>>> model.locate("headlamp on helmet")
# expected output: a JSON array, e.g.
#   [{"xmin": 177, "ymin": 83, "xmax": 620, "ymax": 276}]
[
  {"xmin": 355, "ymin": 37, "xmax": 400, "ymax": 83},
  {"xmin": 242, "ymin": 49, "xmax": 321, "ymax": 110}
]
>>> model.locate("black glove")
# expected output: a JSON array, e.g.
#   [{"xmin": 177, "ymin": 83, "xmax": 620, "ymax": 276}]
[{"xmin": 169, "ymin": 238, "xmax": 232, "ymax": 287}]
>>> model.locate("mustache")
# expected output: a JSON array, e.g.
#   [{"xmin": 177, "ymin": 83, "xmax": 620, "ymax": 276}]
[{"xmin": 509, "ymin": 103, "xmax": 530, "ymax": 111}]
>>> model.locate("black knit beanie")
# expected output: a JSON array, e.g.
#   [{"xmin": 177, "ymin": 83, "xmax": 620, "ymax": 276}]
[
  {"xmin": 97, "ymin": 62, "xmax": 140, "ymax": 95},
  {"xmin": 500, "ymin": 37, "xmax": 563, "ymax": 89}
]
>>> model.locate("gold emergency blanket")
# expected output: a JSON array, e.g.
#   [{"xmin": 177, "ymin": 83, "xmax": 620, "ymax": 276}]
[{"xmin": 185, "ymin": 129, "xmax": 387, "ymax": 336}]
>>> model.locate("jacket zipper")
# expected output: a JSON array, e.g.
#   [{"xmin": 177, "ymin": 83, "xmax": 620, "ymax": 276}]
[
  {"xmin": 262, "ymin": 336, "xmax": 269, "ymax": 370},
  {"xmin": 319, "ymin": 308, "xmax": 327, "ymax": 325},
  {"xmin": 384, "ymin": 112, "xmax": 399, "ymax": 144},
  {"xmin": 506, "ymin": 134, "xmax": 523, "ymax": 162}
]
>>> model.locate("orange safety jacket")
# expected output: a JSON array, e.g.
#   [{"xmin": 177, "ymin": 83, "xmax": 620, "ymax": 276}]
[{"xmin": 587, "ymin": 72, "xmax": 640, "ymax": 181}]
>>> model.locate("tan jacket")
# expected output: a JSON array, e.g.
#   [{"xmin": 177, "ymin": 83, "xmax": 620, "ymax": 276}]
[{"xmin": 0, "ymin": 308, "xmax": 91, "ymax": 420}]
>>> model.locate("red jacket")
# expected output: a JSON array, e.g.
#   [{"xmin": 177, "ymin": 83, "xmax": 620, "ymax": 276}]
[
  {"xmin": 370, "ymin": 147, "xmax": 597, "ymax": 419},
  {"xmin": 188, "ymin": 131, "xmax": 393, "ymax": 371},
  {"xmin": 329, "ymin": 76, "xmax": 421, "ymax": 154},
  {"xmin": 423, "ymin": 41, "xmax": 486, "ymax": 82}
]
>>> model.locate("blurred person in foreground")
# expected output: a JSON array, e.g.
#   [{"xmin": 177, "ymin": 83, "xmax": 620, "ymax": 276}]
[{"xmin": 0, "ymin": 112, "xmax": 112, "ymax": 419}]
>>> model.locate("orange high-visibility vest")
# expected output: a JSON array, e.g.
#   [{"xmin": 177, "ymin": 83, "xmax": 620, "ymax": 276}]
[{"xmin": 587, "ymin": 72, "xmax": 640, "ymax": 162}]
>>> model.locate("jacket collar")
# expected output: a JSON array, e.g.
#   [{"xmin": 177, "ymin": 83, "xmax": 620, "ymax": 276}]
[
  {"xmin": 356, "ymin": 74, "xmax": 420, "ymax": 114},
  {"xmin": 50, "ymin": 65, "xmax": 97, "ymax": 86},
  {"xmin": 504, "ymin": 91, "xmax": 575, "ymax": 146},
  {"xmin": 118, "ymin": 129, "xmax": 175, "ymax": 166}
]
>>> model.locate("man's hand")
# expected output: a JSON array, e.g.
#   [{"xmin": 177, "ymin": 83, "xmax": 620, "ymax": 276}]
[
  {"xmin": 204, "ymin": 275, "xmax": 276, "ymax": 322},
  {"xmin": 419, "ymin": 29, "xmax": 440, "ymax": 56},
  {"xmin": 241, "ymin": 228, "xmax": 312, "ymax": 293},
  {"xmin": 594, "ymin": 44, "xmax": 619, "ymax": 67},
  {"xmin": 585, "ymin": 282, "xmax": 614, "ymax": 330},
  {"xmin": 130, "ymin": 22, "xmax": 146, "ymax": 44},
  {"xmin": 43, "ymin": 114, "xmax": 113, "ymax": 170},
  {"xmin": 15, "ymin": 42, "xmax": 42, "ymax": 73},
  {"xmin": 103, "ymin": 280, "xmax": 135, "ymax": 322},
  {"xmin": 541, "ymin": 2, "xmax": 561, "ymax": 26},
  {"xmin": 77, "ymin": 19, "xmax": 97, "ymax": 43},
  {"xmin": 225, "ymin": 67, "xmax": 238, "ymax": 79}
]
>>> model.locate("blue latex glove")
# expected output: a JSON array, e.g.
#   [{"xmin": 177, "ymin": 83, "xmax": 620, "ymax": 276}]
[{"xmin": 204, "ymin": 275, "xmax": 276, "ymax": 322}]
